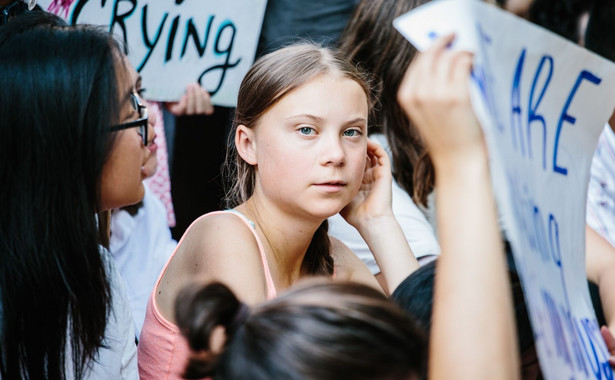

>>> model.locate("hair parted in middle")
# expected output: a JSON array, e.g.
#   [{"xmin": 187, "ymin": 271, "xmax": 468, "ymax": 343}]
[
  {"xmin": 222, "ymin": 42, "xmax": 376, "ymax": 276},
  {"xmin": 176, "ymin": 279, "xmax": 426, "ymax": 380}
]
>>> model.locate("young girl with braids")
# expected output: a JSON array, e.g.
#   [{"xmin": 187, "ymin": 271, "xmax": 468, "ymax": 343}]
[
  {"xmin": 138, "ymin": 42, "xmax": 419, "ymax": 379},
  {"xmin": 170, "ymin": 33, "xmax": 522, "ymax": 380}
]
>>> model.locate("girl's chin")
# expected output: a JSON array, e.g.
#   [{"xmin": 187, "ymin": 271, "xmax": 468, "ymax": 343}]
[{"xmin": 141, "ymin": 165, "xmax": 157, "ymax": 179}]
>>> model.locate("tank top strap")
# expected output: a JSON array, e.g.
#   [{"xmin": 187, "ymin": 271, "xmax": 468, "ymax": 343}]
[{"xmin": 215, "ymin": 210, "xmax": 277, "ymax": 299}]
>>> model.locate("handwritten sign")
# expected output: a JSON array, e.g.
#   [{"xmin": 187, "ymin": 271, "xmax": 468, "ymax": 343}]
[
  {"xmin": 395, "ymin": 1, "xmax": 615, "ymax": 379},
  {"xmin": 38, "ymin": 0, "xmax": 268, "ymax": 106}
]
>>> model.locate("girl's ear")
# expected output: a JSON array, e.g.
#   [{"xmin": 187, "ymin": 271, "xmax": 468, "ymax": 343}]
[{"xmin": 235, "ymin": 125, "xmax": 257, "ymax": 165}]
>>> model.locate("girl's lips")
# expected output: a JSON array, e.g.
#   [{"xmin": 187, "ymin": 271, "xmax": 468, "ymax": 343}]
[
  {"xmin": 313, "ymin": 182, "xmax": 347, "ymax": 193},
  {"xmin": 147, "ymin": 142, "xmax": 158, "ymax": 154}
]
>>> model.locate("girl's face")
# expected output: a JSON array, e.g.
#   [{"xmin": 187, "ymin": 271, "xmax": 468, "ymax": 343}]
[
  {"xmin": 99, "ymin": 57, "xmax": 155, "ymax": 211},
  {"xmin": 240, "ymin": 73, "xmax": 369, "ymax": 221}
]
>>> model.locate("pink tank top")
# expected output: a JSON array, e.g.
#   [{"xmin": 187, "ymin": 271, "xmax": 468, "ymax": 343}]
[{"xmin": 137, "ymin": 210, "xmax": 277, "ymax": 380}]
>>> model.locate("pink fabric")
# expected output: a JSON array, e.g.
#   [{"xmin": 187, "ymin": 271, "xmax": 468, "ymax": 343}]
[
  {"xmin": 138, "ymin": 211, "xmax": 276, "ymax": 380},
  {"xmin": 144, "ymin": 101, "xmax": 176, "ymax": 227}
]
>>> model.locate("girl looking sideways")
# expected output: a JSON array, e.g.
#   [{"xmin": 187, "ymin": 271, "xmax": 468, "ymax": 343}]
[
  {"xmin": 0, "ymin": 11, "xmax": 154, "ymax": 379},
  {"xmin": 138, "ymin": 42, "xmax": 418, "ymax": 379}
]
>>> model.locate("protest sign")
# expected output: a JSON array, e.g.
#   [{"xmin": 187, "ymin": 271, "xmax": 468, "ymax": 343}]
[
  {"xmin": 38, "ymin": 0, "xmax": 268, "ymax": 106},
  {"xmin": 395, "ymin": 1, "xmax": 615, "ymax": 379}
]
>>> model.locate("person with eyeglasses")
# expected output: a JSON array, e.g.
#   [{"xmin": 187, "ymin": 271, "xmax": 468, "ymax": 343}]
[
  {"xmin": 109, "ymin": 89, "xmax": 183, "ymax": 341},
  {"xmin": 111, "ymin": 91, "xmax": 150, "ymax": 146},
  {"xmin": 0, "ymin": 10, "xmax": 153, "ymax": 379}
]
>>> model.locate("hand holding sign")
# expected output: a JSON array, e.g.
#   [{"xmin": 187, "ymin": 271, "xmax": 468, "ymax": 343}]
[
  {"xmin": 397, "ymin": 33, "xmax": 482, "ymax": 170},
  {"xmin": 396, "ymin": 29, "xmax": 520, "ymax": 380},
  {"xmin": 395, "ymin": 1, "xmax": 615, "ymax": 379},
  {"xmin": 165, "ymin": 83, "xmax": 214, "ymax": 116}
]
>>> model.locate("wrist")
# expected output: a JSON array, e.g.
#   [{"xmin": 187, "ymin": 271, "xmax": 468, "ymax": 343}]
[
  {"xmin": 433, "ymin": 147, "xmax": 489, "ymax": 182},
  {"xmin": 354, "ymin": 213, "xmax": 397, "ymax": 237}
]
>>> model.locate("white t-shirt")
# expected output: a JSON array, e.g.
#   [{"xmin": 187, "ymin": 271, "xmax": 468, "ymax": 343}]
[
  {"xmin": 328, "ymin": 134, "xmax": 440, "ymax": 274},
  {"xmin": 110, "ymin": 184, "xmax": 177, "ymax": 338},
  {"xmin": 587, "ymin": 123, "xmax": 615, "ymax": 246},
  {"xmin": 65, "ymin": 248, "xmax": 139, "ymax": 379}
]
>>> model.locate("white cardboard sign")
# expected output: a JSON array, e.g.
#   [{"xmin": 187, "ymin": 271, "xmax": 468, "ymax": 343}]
[
  {"xmin": 39, "ymin": 0, "xmax": 268, "ymax": 106},
  {"xmin": 395, "ymin": 1, "xmax": 615, "ymax": 379}
]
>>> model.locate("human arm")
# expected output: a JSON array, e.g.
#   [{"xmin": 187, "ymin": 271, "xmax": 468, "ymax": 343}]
[
  {"xmin": 397, "ymin": 34, "xmax": 519, "ymax": 380},
  {"xmin": 329, "ymin": 236, "xmax": 385, "ymax": 292},
  {"xmin": 165, "ymin": 82, "xmax": 214, "ymax": 116},
  {"xmin": 340, "ymin": 140, "xmax": 419, "ymax": 294},
  {"xmin": 586, "ymin": 225, "xmax": 615, "ymax": 353}
]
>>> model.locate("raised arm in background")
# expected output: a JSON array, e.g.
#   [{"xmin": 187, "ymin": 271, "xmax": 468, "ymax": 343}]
[{"xmin": 397, "ymin": 33, "xmax": 520, "ymax": 380}]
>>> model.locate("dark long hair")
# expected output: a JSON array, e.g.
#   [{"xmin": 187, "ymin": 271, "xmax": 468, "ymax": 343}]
[
  {"xmin": 176, "ymin": 280, "xmax": 427, "ymax": 380},
  {"xmin": 584, "ymin": 0, "xmax": 615, "ymax": 62},
  {"xmin": 223, "ymin": 43, "xmax": 376, "ymax": 276},
  {"xmin": 392, "ymin": 257, "xmax": 538, "ymax": 378},
  {"xmin": 0, "ymin": 11, "xmax": 123, "ymax": 379},
  {"xmin": 527, "ymin": 0, "xmax": 592, "ymax": 42}
]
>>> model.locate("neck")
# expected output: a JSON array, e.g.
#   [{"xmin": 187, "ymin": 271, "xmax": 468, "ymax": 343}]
[{"xmin": 236, "ymin": 196, "xmax": 323, "ymax": 289}]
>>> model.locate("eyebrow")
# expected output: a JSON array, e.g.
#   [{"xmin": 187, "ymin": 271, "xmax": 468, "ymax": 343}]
[{"xmin": 286, "ymin": 114, "xmax": 367, "ymax": 127}]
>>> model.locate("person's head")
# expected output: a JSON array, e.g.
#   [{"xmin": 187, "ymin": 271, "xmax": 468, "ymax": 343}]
[
  {"xmin": 176, "ymin": 279, "xmax": 427, "ymax": 380},
  {"xmin": 0, "ymin": 11, "xmax": 152, "ymax": 378},
  {"xmin": 339, "ymin": 0, "xmax": 435, "ymax": 207},
  {"xmin": 224, "ymin": 43, "xmax": 375, "ymax": 275},
  {"xmin": 226, "ymin": 43, "xmax": 374, "ymax": 209},
  {"xmin": 392, "ymin": 258, "xmax": 542, "ymax": 379}
]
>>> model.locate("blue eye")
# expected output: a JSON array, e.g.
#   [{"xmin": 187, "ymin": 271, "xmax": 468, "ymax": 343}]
[
  {"xmin": 299, "ymin": 126, "xmax": 315, "ymax": 135},
  {"xmin": 343, "ymin": 129, "xmax": 362, "ymax": 137}
]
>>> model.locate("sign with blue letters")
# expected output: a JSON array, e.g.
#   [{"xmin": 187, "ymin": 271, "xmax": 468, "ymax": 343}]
[
  {"xmin": 395, "ymin": 1, "xmax": 615, "ymax": 378},
  {"xmin": 39, "ymin": 0, "xmax": 268, "ymax": 106}
]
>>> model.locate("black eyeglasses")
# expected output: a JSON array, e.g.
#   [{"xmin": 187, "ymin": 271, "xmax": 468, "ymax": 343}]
[
  {"xmin": 1, "ymin": 0, "xmax": 29, "ymax": 25},
  {"xmin": 111, "ymin": 92, "xmax": 149, "ymax": 146}
]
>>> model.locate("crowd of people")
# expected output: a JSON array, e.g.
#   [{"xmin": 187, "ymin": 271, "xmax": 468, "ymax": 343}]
[{"xmin": 1, "ymin": 0, "xmax": 615, "ymax": 379}]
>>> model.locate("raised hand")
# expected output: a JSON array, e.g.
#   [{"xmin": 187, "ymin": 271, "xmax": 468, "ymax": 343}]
[
  {"xmin": 340, "ymin": 139, "xmax": 393, "ymax": 229},
  {"xmin": 397, "ymin": 34, "xmax": 520, "ymax": 380},
  {"xmin": 341, "ymin": 139, "xmax": 418, "ymax": 293}
]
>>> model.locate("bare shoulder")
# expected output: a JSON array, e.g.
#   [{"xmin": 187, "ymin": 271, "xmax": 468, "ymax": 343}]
[
  {"xmin": 330, "ymin": 236, "xmax": 383, "ymax": 292},
  {"xmin": 176, "ymin": 212, "xmax": 262, "ymax": 270},
  {"xmin": 330, "ymin": 236, "xmax": 358, "ymax": 280},
  {"xmin": 157, "ymin": 212, "xmax": 268, "ymax": 322}
]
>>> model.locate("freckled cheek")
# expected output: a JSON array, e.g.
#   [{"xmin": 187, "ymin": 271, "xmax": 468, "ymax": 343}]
[{"xmin": 262, "ymin": 143, "xmax": 305, "ymax": 174}]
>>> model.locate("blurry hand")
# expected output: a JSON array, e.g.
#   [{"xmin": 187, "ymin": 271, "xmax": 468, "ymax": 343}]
[{"xmin": 166, "ymin": 83, "xmax": 214, "ymax": 116}]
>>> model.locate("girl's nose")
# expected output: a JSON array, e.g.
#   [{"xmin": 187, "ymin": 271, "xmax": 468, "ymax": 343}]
[{"xmin": 320, "ymin": 136, "xmax": 346, "ymax": 167}]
